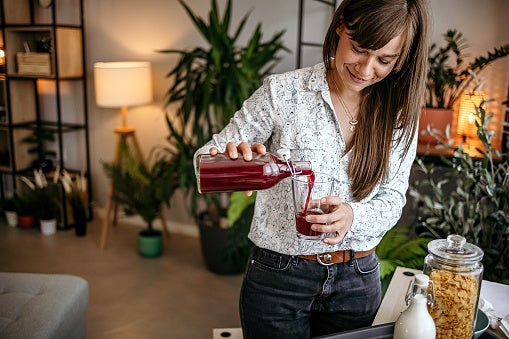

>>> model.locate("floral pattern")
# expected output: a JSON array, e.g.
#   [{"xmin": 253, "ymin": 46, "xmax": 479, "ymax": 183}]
[{"xmin": 195, "ymin": 63, "xmax": 417, "ymax": 255}]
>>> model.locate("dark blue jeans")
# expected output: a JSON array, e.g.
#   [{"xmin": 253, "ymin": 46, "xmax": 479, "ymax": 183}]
[{"xmin": 240, "ymin": 246, "xmax": 381, "ymax": 339}]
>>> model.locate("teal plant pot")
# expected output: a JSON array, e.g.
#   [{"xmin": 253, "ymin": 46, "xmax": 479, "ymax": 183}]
[{"xmin": 138, "ymin": 230, "xmax": 163, "ymax": 258}]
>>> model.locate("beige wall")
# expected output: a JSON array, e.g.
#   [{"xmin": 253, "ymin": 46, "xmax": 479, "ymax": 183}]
[{"xmin": 84, "ymin": 0, "xmax": 509, "ymax": 229}]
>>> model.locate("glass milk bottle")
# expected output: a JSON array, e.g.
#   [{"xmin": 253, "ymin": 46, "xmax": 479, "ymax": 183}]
[
  {"xmin": 394, "ymin": 273, "xmax": 436, "ymax": 339},
  {"xmin": 197, "ymin": 150, "xmax": 312, "ymax": 193},
  {"xmin": 423, "ymin": 234, "xmax": 484, "ymax": 339}
]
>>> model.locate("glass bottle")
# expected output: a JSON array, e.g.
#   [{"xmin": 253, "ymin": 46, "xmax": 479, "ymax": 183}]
[
  {"xmin": 423, "ymin": 234, "xmax": 484, "ymax": 339},
  {"xmin": 197, "ymin": 150, "xmax": 312, "ymax": 193},
  {"xmin": 394, "ymin": 274, "xmax": 436, "ymax": 339}
]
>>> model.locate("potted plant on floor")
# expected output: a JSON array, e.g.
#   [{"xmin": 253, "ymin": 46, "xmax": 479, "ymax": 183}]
[
  {"xmin": 60, "ymin": 170, "xmax": 89, "ymax": 236},
  {"xmin": 1, "ymin": 196, "xmax": 18, "ymax": 227},
  {"xmin": 11, "ymin": 192, "xmax": 35, "ymax": 229},
  {"xmin": 19, "ymin": 169, "xmax": 61, "ymax": 235},
  {"xmin": 102, "ymin": 145, "xmax": 172, "ymax": 257},
  {"xmin": 420, "ymin": 29, "xmax": 509, "ymax": 143},
  {"xmin": 156, "ymin": 0, "xmax": 287, "ymax": 273},
  {"xmin": 411, "ymin": 78, "xmax": 509, "ymax": 284}
]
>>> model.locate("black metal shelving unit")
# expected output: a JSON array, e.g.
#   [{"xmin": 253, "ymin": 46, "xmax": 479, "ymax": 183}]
[
  {"xmin": 0, "ymin": 0, "xmax": 92, "ymax": 227},
  {"xmin": 296, "ymin": 0, "xmax": 337, "ymax": 68}
]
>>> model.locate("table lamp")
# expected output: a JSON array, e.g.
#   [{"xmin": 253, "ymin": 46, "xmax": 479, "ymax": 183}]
[{"xmin": 457, "ymin": 91, "xmax": 485, "ymax": 143}]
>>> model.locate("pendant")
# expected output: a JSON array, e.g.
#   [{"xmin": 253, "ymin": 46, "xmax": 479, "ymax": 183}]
[{"xmin": 349, "ymin": 119, "xmax": 358, "ymax": 132}]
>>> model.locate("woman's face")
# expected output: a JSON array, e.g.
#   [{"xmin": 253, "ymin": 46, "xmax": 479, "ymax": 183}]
[{"xmin": 334, "ymin": 26, "xmax": 404, "ymax": 92}]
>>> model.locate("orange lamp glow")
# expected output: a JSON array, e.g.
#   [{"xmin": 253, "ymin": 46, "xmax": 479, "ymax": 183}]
[{"xmin": 457, "ymin": 91, "xmax": 485, "ymax": 139}]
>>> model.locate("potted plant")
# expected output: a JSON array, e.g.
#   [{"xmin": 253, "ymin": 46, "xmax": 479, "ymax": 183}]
[
  {"xmin": 12, "ymin": 190, "xmax": 35, "ymax": 229},
  {"xmin": 420, "ymin": 29, "xmax": 509, "ymax": 143},
  {"xmin": 410, "ymin": 79, "xmax": 509, "ymax": 284},
  {"xmin": 19, "ymin": 169, "xmax": 61, "ymax": 235},
  {"xmin": 157, "ymin": 0, "xmax": 287, "ymax": 273},
  {"xmin": 1, "ymin": 196, "xmax": 18, "ymax": 227},
  {"xmin": 60, "ymin": 170, "xmax": 89, "ymax": 236},
  {"xmin": 102, "ymin": 146, "xmax": 172, "ymax": 257}
]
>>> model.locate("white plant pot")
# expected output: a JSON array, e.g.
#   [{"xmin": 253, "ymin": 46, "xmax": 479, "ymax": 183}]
[
  {"xmin": 40, "ymin": 219, "xmax": 57, "ymax": 235},
  {"xmin": 5, "ymin": 211, "xmax": 18, "ymax": 227}
]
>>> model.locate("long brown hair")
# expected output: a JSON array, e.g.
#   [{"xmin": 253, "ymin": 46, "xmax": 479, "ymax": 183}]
[{"xmin": 323, "ymin": 0, "xmax": 430, "ymax": 201}]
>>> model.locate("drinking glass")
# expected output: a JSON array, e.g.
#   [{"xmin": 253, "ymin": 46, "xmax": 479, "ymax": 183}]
[{"xmin": 291, "ymin": 172, "xmax": 334, "ymax": 240}]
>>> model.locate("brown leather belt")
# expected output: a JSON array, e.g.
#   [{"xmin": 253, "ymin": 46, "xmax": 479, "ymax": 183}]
[{"xmin": 298, "ymin": 247, "xmax": 376, "ymax": 266}]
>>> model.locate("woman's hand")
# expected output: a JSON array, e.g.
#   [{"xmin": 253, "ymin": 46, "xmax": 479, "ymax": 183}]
[
  {"xmin": 208, "ymin": 141, "xmax": 267, "ymax": 196},
  {"xmin": 305, "ymin": 196, "xmax": 354, "ymax": 245}
]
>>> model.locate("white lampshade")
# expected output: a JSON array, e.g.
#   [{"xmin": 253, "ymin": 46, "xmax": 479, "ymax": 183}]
[{"xmin": 94, "ymin": 61, "xmax": 153, "ymax": 108}]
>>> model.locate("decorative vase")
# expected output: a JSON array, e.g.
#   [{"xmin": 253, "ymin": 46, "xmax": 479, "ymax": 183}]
[
  {"xmin": 418, "ymin": 108, "xmax": 453, "ymax": 145},
  {"xmin": 40, "ymin": 219, "xmax": 57, "ymax": 235},
  {"xmin": 4, "ymin": 211, "xmax": 18, "ymax": 227},
  {"xmin": 17, "ymin": 215, "xmax": 35, "ymax": 229}
]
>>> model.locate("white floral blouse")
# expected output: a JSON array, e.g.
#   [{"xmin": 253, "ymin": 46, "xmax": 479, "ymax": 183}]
[{"xmin": 194, "ymin": 62, "xmax": 417, "ymax": 255}]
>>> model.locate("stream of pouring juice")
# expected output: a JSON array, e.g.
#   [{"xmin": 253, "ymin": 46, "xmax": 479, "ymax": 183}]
[{"xmin": 296, "ymin": 172, "xmax": 323, "ymax": 238}]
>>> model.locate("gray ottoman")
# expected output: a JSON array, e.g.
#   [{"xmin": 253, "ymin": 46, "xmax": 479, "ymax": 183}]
[{"xmin": 0, "ymin": 272, "xmax": 89, "ymax": 339}]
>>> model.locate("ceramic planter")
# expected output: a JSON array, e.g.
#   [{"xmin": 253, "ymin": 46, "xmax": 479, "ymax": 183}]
[
  {"xmin": 4, "ymin": 211, "xmax": 18, "ymax": 227},
  {"xmin": 138, "ymin": 229, "xmax": 163, "ymax": 257},
  {"xmin": 198, "ymin": 223, "xmax": 246, "ymax": 275},
  {"xmin": 40, "ymin": 219, "xmax": 57, "ymax": 235}
]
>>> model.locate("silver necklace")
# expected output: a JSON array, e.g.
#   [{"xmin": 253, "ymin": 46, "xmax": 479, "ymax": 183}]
[{"xmin": 330, "ymin": 73, "xmax": 358, "ymax": 132}]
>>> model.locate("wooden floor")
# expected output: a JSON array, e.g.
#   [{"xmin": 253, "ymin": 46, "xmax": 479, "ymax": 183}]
[{"xmin": 0, "ymin": 217, "xmax": 243, "ymax": 339}]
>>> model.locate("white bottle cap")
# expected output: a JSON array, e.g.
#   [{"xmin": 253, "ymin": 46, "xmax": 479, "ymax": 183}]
[
  {"xmin": 276, "ymin": 148, "xmax": 291, "ymax": 161},
  {"xmin": 414, "ymin": 274, "xmax": 430, "ymax": 287}
]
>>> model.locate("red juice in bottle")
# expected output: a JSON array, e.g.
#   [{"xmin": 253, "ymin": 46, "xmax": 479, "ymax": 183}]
[{"xmin": 197, "ymin": 152, "xmax": 312, "ymax": 193}]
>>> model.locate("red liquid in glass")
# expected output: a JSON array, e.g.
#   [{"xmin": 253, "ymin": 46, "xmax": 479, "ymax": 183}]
[
  {"xmin": 296, "ymin": 208, "xmax": 323, "ymax": 237},
  {"xmin": 198, "ymin": 153, "xmax": 313, "ymax": 193}
]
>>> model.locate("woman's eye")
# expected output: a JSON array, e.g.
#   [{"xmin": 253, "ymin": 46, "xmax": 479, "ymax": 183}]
[{"xmin": 379, "ymin": 58, "xmax": 391, "ymax": 65}]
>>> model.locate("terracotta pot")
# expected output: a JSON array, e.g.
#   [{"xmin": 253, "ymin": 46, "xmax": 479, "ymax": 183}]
[
  {"xmin": 18, "ymin": 215, "xmax": 35, "ymax": 229},
  {"xmin": 418, "ymin": 108, "xmax": 453, "ymax": 144}
]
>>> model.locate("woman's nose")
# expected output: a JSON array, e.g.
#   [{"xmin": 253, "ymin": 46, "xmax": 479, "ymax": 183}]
[{"xmin": 355, "ymin": 57, "xmax": 375, "ymax": 78}]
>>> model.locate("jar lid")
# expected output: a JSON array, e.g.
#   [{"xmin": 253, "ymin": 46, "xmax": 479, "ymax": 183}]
[{"xmin": 428, "ymin": 234, "xmax": 484, "ymax": 263}]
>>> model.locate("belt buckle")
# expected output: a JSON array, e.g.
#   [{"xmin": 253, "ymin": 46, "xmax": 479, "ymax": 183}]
[{"xmin": 316, "ymin": 253, "xmax": 334, "ymax": 266}]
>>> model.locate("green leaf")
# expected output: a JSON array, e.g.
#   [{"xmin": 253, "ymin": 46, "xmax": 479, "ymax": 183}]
[
  {"xmin": 227, "ymin": 192, "xmax": 257, "ymax": 226},
  {"xmin": 376, "ymin": 225, "xmax": 432, "ymax": 281}
]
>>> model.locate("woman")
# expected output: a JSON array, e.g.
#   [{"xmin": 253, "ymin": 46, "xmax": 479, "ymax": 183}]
[{"xmin": 195, "ymin": 0, "xmax": 430, "ymax": 337}]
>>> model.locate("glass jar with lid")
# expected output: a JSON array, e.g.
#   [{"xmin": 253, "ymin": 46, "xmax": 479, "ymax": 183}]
[{"xmin": 423, "ymin": 234, "xmax": 484, "ymax": 339}]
